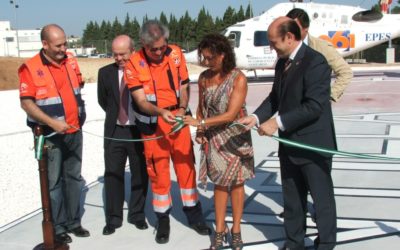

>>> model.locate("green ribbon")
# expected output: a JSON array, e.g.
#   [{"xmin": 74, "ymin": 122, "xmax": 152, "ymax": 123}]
[
  {"xmin": 33, "ymin": 119, "xmax": 185, "ymax": 160},
  {"xmin": 81, "ymin": 118, "xmax": 185, "ymax": 142},
  {"xmin": 35, "ymin": 135, "xmax": 45, "ymax": 160},
  {"xmin": 231, "ymin": 123, "xmax": 400, "ymax": 161}
]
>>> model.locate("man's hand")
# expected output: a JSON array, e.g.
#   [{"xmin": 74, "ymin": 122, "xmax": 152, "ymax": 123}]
[
  {"xmin": 49, "ymin": 120, "xmax": 72, "ymax": 134},
  {"xmin": 257, "ymin": 118, "xmax": 278, "ymax": 136},
  {"xmin": 160, "ymin": 109, "xmax": 176, "ymax": 124},
  {"xmin": 237, "ymin": 115, "xmax": 257, "ymax": 131},
  {"xmin": 175, "ymin": 108, "xmax": 186, "ymax": 118},
  {"xmin": 20, "ymin": 99, "xmax": 72, "ymax": 134}
]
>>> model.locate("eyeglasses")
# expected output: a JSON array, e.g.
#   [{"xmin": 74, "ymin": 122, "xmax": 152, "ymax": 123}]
[
  {"xmin": 149, "ymin": 44, "xmax": 167, "ymax": 53},
  {"xmin": 200, "ymin": 54, "xmax": 216, "ymax": 63}
]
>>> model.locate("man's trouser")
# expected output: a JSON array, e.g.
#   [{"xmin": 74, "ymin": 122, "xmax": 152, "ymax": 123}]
[
  {"xmin": 45, "ymin": 131, "xmax": 84, "ymax": 235},
  {"xmin": 142, "ymin": 113, "xmax": 205, "ymax": 224},
  {"xmin": 104, "ymin": 125, "xmax": 148, "ymax": 227},
  {"xmin": 280, "ymin": 152, "xmax": 336, "ymax": 250}
]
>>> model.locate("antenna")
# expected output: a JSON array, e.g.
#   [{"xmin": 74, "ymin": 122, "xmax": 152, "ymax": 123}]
[
  {"xmin": 249, "ymin": 0, "xmax": 253, "ymax": 18},
  {"xmin": 124, "ymin": 0, "xmax": 148, "ymax": 4}
]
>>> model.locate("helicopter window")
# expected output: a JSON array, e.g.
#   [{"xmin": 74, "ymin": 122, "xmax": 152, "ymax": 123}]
[
  {"xmin": 228, "ymin": 31, "xmax": 241, "ymax": 48},
  {"xmin": 313, "ymin": 12, "xmax": 318, "ymax": 19},
  {"xmin": 254, "ymin": 31, "xmax": 269, "ymax": 47},
  {"xmin": 341, "ymin": 15, "xmax": 348, "ymax": 24}
]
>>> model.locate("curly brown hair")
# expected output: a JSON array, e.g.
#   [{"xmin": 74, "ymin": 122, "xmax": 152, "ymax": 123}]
[{"xmin": 197, "ymin": 33, "xmax": 236, "ymax": 74}]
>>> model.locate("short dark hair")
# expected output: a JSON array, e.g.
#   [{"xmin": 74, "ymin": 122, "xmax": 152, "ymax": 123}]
[
  {"xmin": 197, "ymin": 33, "xmax": 236, "ymax": 74},
  {"xmin": 286, "ymin": 8, "xmax": 310, "ymax": 29},
  {"xmin": 277, "ymin": 19, "xmax": 302, "ymax": 41}
]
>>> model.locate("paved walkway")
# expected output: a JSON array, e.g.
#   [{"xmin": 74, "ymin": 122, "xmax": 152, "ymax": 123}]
[{"xmin": 1, "ymin": 69, "xmax": 400, "ymax": 249}]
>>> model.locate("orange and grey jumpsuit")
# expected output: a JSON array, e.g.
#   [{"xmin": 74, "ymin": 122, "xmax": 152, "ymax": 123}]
[{"xmin": 125, "ymin": 45, "xmax": 205, "ymax": 223}]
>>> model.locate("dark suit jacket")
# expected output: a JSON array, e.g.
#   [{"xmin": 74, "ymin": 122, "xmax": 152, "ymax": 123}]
[
  {"xmin": 254, "ymin": 43, "xmax": 337, "ymax": 164},
  {"xmin": 97, "ymin": 63, "xmax": 136, "ymax": 147}
]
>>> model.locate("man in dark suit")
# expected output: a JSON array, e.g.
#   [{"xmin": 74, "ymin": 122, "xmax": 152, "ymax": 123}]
[
  {"xmin": 97, "ymin": 35, "xmax": 148, "ymax": 235},
  {"xmin": 239, "ymin": 17, "xmax": 337, "ymax": 250}
]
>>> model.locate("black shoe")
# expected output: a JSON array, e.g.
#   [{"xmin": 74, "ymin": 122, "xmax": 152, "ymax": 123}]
[
  {"xmin": 68, "ymin": 226, "xmax": 90, "ymax": 237},
  {"xmin": 155, "ymin": 217, "xmax": 170, "ymax": 244},
  {"xmin": 131, "ymin": 220, "xmax": 148, "ymax": 230},
  {"xmin": 55, "ymin": 232, "xmax": 72, "ymax": 244},
  {"xmin": 190, "ymin": 222, "xmax": 211, "ymax": 235},
  {"xmin": 279, "ymin": 244, "xmax": 302, "ymax": 250},
  {"xmin": 102, "ymin": 224, "xmax": 116, "ymax": 235}
]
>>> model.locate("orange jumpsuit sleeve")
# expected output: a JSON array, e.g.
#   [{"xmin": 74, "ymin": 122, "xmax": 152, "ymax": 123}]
[
  {"xmin": 178, "ymin": 49, "xmax": 190, "ymax": 85},
  {"xmin": 124, "ymin": 59, "xmax": 143, "ymax": 92},
  {"xmin": 18, "ymin": 65, "xmax": 36, "ymax": 99}
]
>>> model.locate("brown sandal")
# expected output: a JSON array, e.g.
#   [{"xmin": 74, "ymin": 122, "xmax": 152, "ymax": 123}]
[
  {"xmin": 231, "ymin": 231, "xmax": 243, "ymax": 250},
  {"xmin": 209, "ymin": 227, "xmax": 229, "ymax": 250}
]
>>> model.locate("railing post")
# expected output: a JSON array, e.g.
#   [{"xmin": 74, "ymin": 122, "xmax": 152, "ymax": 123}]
[{"xmin": 33, "ymin": 126, "xmax": 69, "ymax": 250}]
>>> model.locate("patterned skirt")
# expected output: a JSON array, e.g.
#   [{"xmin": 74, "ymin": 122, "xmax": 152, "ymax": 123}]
[{"xmin": 199, "ymin": 124, "xmax": 255, "ymax": 187}]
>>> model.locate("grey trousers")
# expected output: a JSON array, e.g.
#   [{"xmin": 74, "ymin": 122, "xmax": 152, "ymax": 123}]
[{"xmin": 45, "ymin": 131, "xmax": 84, "ymax": 235}]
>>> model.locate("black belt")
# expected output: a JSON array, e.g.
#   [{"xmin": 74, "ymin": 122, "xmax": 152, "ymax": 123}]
[
  {"xmin": 116, "ymin": 124, "xmax": 135, "ymax": 128},
  {"xmin": 163, "ymin": 104, "xmax": 179, "ymax": 111}
]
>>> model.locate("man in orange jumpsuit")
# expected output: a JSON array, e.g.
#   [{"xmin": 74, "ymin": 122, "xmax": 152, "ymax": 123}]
[
  {"xmin": 18, "ymin": 24, "xmax": 89, "ymax": 244},
  {"xmin": 125, "ymin": 20, "xmax": 210, "ymax": 244}
]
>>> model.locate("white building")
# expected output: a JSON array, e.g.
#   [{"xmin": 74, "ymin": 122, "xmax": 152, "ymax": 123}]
[
  {"xmin": 0, "ymin": 21, "xmax": 41, "ymax": 58},
  {"xmin": 0, "ymin": 21, "xmax": 96, "ymax": 58}
]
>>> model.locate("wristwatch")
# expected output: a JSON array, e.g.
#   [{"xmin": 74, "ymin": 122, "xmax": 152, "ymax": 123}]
[{"xmin": 200, "ymin": 119, "xmax": 206, "ymax": 127}]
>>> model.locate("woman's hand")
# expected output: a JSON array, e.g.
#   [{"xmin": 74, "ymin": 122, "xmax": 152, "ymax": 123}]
[
  {"xmin": 195, "ymin": 129, "xmax": 208, "ymax": 144},
  {"xmin": 183, "ymin": 115, "xmax": 200, "ymax": 127}
]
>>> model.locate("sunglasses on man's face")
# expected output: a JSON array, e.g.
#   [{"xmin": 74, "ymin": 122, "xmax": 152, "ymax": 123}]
[{"xmin": 149, "ymin": 44, "xmax": 167, "ymax": 53}]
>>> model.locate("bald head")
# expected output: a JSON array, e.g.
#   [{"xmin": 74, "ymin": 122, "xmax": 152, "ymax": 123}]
[
  {"xmin": 267, "ymin": 16, "xmax": 301, "ymax": 59},
  {"xmin": 112, "ymin": 35, "xmax": 134, "ymax": 51},
  {"xmin": 112, "ymin": 35, "xmax": 134, "ymax": 68},
  {"xmin": 40, "ymin": 24, "xmax": 67, "ymax": 64},
  {"xmin": 41, "ymin": 24, "xmax": 65, "ymax": 42},
  {"xmin": 269, "ymin": 16, "xmax": 301, "ymax": 41}
]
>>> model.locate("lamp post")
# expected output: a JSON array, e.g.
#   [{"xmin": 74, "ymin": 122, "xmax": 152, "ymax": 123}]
[
  {"xmin": 388, "ymin": 2, "xmax": 392, "ymax": 49},
  {"xmin": 10, "ymin": 0, "xmax": 20, "ymax": 57}
]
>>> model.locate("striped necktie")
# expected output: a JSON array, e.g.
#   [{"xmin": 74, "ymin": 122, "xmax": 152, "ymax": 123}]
[
  {"xmin": 118, "ymin": 76, "xmax": 129, "ymax": 124},
  {"xmin": 283, "ymin": 58, "xmax": 292, "ymax": 73}
]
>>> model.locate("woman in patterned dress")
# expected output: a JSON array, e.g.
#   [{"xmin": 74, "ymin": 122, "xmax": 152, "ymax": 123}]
[{"xmin": 183, "ymin": 33, "xmax": 254, "ymax": 250}]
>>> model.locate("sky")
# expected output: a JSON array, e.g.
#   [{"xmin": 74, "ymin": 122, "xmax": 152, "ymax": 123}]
[{"xmin": 0, "ymin": 0, "xmax": 381, "ymax": 37}]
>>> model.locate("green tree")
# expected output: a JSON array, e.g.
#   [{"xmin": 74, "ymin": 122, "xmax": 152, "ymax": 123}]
[
  {"xmin": 111, "ymin": 17, "xmax": 123, "ymax": 38},
  {"xmin": 392, "ymin": 0, "xmax": 400, "ymax": 13},
  {"xmin": 131, "ymin": 17, "xmax": 141, "ymax": 47},
  {"xmin": 100, "ymin": 21, "xmax": 112, "ymax": 41},
  {"xmin": 214, "ymin": 17, "xmax": 225, "ymax": 33},
  {"xmin": 245, "ymin": 3, "xmax": 253, "ymax": 19},
  {"xmin": 82, "ymin": 21, "xmax": 97, "ymax": 43},
  {"xmin": 142, "ymin": 14, "xmax": 149, "ymax": 24},
  {"xmin": 236, "ymin": 5, "xmax": 246, "ymax": 23},
  {"xmin": 222, "ymin": 6, "xmax": 236, "ymax": 29},
  {"xmin": 123, "ymin": 13, "xmax": 133, "ymax": 36},
  {"xmin": 196, "ymin": 6, "xmax": 215, "ymax": 42},
  {"xmin": 178, "ymin": 11, "xmax": 196, "ymax": 51},
  {"xmin": 82, "ymin": 21, "xmax": 100, "ymax": 48},
  {"xmin": 159, "ymin": 12, "xmax": 168, "ymax": 26},
  {"xmin": 168, "ymin": 14, "xmax": 179, "ymax": 43}
]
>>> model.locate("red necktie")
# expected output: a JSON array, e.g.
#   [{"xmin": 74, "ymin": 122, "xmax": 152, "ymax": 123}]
[{"xmin": 118, "ymin": 77, "xmax": 129, "ymax": 124}]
